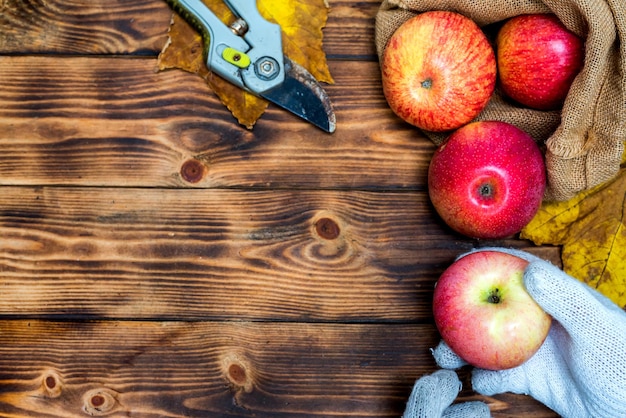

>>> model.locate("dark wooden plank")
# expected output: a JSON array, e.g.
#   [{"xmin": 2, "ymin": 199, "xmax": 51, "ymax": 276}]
[
  {"xmin": 0, "ymin": 0, "xmax": 380, "ymax": 59},
  {"xmin": 0, "ymin": 0, "xmax": 170, "ymax": 55},
  {"xmin": 0, "ymin": 186, "xmax": 467, "ymax": 321},
  {"xmin": 0, "ymin": 320, "xmax": 557, "ymax": 417},
  {"xmin": 324, "ymin": 0, "xmax": 381, "ymax": 59},
  {"xmin": 0, "ymin": 56, "xmax": 427, "ymax": 189},
  {"xmin": 0, "ymin": 2, "xmax": 564, "ymax": 417},
  {"xmin": 0, "ymin": 186, "xmax": 559, "ymax": 320}
]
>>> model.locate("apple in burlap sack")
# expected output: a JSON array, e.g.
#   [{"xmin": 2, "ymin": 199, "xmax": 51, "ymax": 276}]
[
  {"xmin": 376, "ymin": 0, "xmax": 625, "ymax": 201},
  {"xmin": 380, "ymin": 10, "xmax": 496, "ymax": 132},
  {"xmin": 497, "ymin": 13, "xmax": 585, "ymax": 111},
  {"xmin": 428, "ymin": 121, "xmax": 546, "ymax": 240}
]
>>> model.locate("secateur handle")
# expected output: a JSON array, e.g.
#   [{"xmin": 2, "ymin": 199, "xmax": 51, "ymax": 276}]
[{"xmin": 165, "ymin": 0, "xmax": 285, "ymax": 93}]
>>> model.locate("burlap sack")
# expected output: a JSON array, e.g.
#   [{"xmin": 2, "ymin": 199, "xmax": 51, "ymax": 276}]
[{"xmin": 375, "ymin": 0, "xmax": 626, "ymax": 201}]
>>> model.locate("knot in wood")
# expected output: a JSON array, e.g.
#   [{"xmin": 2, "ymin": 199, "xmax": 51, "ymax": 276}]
[
  {"xmin": 180, "ymin": 158, "xmax": 206, "ymax": 183},
  {"xmin": 82, "ymin": 388, "xmax": 119, "ymax": 416},
  {"xmin": 41, "ymin": 371, "xmax": 63, "ymax": 398},
  {"xmin": 315, "ymin": 217, "xmax": 340, "ymax": 240},
  {"xmin": 228, "ymin": 363, "xmax": 247, "ymax": 386},
  {"xmin": 221, "ymin": 354, "xmax": 254, "ymax": 393}
]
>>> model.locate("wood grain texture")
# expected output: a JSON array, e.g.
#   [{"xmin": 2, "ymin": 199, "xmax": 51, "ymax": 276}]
[
  {"xmin": 0, "ymin": 0, "xmax": 380, "ymax": 59},
  {"xmin": 0, "ymin": 320, "xmax": 554, "ymax": 417},
  {"xmin": 0, "ymin": 186, "xmax": 558, "ymax": 321},
  {"xmin": 0, "ymin": 56, "xmax": 426, "ymax": 189},
  {"xmin": 0, "ymin": 0, "xmax": 562, "ymax": 416},
  {"xmin": 0, "ymin": 0, "xmax": 171, "ymax": 55}
]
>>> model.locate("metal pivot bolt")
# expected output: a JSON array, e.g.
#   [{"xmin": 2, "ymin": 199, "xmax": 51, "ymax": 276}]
[
  {"xmin": 230, "ymin": 18, "xmax": 248, "ymax": 36},
  {"xmin": 255, "ymin": 57, "xmax": 280, "ymax": 80}
]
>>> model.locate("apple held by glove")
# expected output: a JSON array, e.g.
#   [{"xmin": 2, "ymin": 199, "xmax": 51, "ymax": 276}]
[
  {"xmin": 381, "ymin": 10, "xmax": 496, "ymax": 132},
  {"xmin": 433, "ymin": 250, "xmax": 552, "ymax": 370},
  {"xmin": 410, "ymin": 248, "xmax": 626, "ymax": 417}
]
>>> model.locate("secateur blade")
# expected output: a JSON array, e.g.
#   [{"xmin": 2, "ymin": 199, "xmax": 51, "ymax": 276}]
[{"xmin": 260, "ymin": 57, "xmax": 336, "ymax": 133}]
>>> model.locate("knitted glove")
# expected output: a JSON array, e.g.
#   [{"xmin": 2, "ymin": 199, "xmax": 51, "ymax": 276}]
[
  {"xmin": 402, "ymin": 369, "xmax": 490, "ymax": 418},
  {"xmin": 433, "ymin": 247, "xmax": 626, "ymax": 418}
]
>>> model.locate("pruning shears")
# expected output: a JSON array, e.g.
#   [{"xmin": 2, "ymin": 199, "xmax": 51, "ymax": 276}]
[{"xmin": 164, "ymin": 0, "xmax": 336, "ymax": 133}]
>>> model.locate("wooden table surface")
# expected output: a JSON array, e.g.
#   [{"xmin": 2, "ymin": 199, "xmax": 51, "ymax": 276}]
[{"xmin": 0, "ymin": 1, "xmax": 561, "ymax": 416}]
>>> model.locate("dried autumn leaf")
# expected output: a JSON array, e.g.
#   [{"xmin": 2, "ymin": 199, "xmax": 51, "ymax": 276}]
[
  {"xmin": 264, "ymin": 0, "xmax": 334, "ymax": 84},
  {"xmin": 521, "ymin": 165, "xmax": 626, "ymax": 308},
  {"xmin": 158, "ymin": 0, "xmax": 333, "ymax": 129}
]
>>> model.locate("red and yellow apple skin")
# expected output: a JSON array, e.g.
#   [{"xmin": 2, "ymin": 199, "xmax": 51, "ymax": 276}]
[
  {"xmin": 433, "ymin": 251, "xmax": 552, "ymax": 371},
  {"xmin": 428, "ymin": 121, "xmax": 545, "ymax": 239},
  {"xmin": 496, "ymin": 13, "xmax": 584, "ymax": 110},
  {"xmin": 381, "ymin": 11, "xmax": 496, "ymax": 132}
]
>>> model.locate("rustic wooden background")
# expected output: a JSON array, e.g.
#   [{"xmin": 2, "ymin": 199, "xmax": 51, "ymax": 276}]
[{"xmin": 0, "ymin": 0, "xmax": 561, "ymax": 416}]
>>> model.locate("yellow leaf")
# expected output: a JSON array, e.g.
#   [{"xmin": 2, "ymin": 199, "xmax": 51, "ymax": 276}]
[
  {"xmin": 521, "ymin": 167, "xmax": 626, "ymax": 308},
  {"xmin": 157, "ymin": 0, "xmax": 332, "ymax": 129},
  {"xmin": 262, "ymin": 0, "xmax": 334, "ymax": 84}
]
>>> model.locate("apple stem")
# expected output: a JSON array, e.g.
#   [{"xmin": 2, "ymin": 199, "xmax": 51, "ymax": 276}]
[
  {"xmin": 479, "ymin": 183, "xmax": 493, "ymax": 198},
  {"xmin": 421, "ymin": 78, "xmax": 433, "ymax": 89},
  {"xmin": 487, "ymin": 288, "xmax": 501, "ymax": 304}
]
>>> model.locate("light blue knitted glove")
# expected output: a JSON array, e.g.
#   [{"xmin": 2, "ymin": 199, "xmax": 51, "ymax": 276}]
[
  {"xmin": 402, "ymin": 369, "xmax": 490, "ymax": 418},
  {"xmin": 433, "ymin": 247, "xmax": 626, "ymax": 418}
]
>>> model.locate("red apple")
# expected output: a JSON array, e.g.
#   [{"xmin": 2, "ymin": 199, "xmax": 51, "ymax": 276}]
[
  {"xmin": 428, "ymin": 120, "xmax": 545, "ymax": 239},
  {"xmin": 496, "ymin": 13, "xmax": 584, "ymax": 110},
  {"xmin": 381, "ymin": 11, "xmax": 496, "ymax": 132},
  {"xmin": 433, "ymin": 251, "xmax": 552, "ymax": 370}
]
